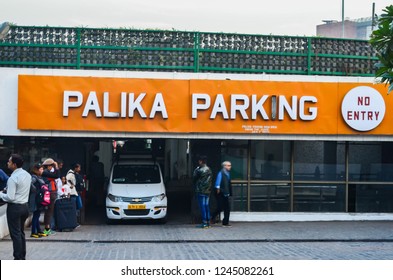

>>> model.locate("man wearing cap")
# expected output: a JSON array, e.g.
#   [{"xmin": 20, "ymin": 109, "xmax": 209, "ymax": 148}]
[
  {"xmin": 0, "ymin": 154, "xmax": 31, "ymax": 260},
  {"xmin": 41, "ymin": 158, "xmax": 60, "ymax": 235}
]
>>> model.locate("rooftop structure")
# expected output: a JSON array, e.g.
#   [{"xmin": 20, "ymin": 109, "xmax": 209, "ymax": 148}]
[
  {"xmin": 0, "ymin": 25, "xmax": 377, "ymax": 76},
  {"xmin": 317, "ymin": 17, "xmax": 376, "ymax": 40}
]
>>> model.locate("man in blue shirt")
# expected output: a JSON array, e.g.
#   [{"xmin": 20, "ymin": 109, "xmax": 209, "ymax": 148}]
[
  {"xmin": 0, "ymin": 168, "xmax": 9, "ymax": 191},
  {"xmin": 212, "ymin": 161, "xmax": 232, "ymax": 227}
]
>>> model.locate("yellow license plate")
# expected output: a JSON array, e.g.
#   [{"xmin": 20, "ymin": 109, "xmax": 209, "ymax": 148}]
[{"xmin": 128, "ymin": 204, "xmax": 146, "ymax": 210}]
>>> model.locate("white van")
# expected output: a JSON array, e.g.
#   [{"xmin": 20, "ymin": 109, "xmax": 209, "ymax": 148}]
[{"xmin": 106, "ymin": 158, "xmax": 167, "ymax": 222}]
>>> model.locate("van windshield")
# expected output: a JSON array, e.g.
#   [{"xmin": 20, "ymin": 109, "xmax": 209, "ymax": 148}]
[{"xmin": 112, "ymin": 164, "xmax": 161, "ymax": 184}]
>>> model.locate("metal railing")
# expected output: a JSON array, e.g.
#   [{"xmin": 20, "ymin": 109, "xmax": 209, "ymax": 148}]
[{"xmin": 0, "ymin": 25, "xmax": 378, "ymax": 76}]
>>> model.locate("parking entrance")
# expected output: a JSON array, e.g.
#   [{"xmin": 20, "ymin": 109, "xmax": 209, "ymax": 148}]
[{"xmin": 83, "ymin": 138, "xmax": 222, "ymax": 224}]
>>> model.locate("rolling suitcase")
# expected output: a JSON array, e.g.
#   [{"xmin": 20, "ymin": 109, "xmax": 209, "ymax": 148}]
[{"xmin": 55, "ymin": 197, "xmax": 77, "ymax": 231}]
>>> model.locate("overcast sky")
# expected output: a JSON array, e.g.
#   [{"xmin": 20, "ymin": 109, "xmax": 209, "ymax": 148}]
[{"xmin": 1, "ymin": 0, "xmax": 391, "ymax": 36}]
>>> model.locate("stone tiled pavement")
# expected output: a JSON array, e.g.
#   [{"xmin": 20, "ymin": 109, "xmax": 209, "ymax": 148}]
[
  {"xmin": 1, "ymin": 221, "xmax": 393, "ymax": 259},
  {"xmin": 6, "ymin": 221, "xmax": 393, "ymax": 242}
]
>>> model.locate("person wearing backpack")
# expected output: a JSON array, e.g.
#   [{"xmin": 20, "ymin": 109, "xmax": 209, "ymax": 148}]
[
  {"xmin": 29, "ymin": 163, "xmax": 48, "ymax": 238},
  {"xmin": 42, "ymin": 158, "xmax": 61, "ymax": 235},
  {"xmin": 66, "ymin": 163, "xmax": 84, "ymax": 220}
]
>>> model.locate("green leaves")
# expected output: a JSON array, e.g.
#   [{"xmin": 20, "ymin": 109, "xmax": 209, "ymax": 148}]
[{"xmin": 370, "ymin": 5, "xmax": 393, "ymax": 93}]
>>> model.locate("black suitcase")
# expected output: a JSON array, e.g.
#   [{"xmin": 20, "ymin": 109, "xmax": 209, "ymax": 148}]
[{"xmin": 55, "ymin": 197, "xmax": 77, "ymax": 231}]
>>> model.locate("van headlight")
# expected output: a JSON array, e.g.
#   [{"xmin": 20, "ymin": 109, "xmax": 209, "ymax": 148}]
[
  {"xmin": 108, "ymin": 193, "xmax": 123, "ymax": 202},
  {"xmin": 151, "ymin": 193, "xmax": 166, "ymax": 202}
]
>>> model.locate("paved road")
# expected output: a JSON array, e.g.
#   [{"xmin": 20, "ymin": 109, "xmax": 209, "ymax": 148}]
[
  {"xmin": 0, "ymin": 239, "xmax": 393, "ymax": 260},
  {"xmin": 1, "ymin": 221, "xmax": 393, "ymax": 260}
]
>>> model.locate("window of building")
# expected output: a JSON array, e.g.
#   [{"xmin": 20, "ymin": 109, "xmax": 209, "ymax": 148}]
[
  {"xmin": 349, "ymin": 142, "xmax": 393, "ymax": 182},
  {"xmin": 293, "ymin": 183, "xmax": 346, "ymax": 212},
  {"xmin": 294, "ymin": 141, "xmax": 345, "ymax": 181},
  {"xmin": 351, "ymin": 184, "xmax": 393, "ymax": 212},
  {"xmin": 220, "ymin": 140, "xmax": 248, "ymax": 180},
  {"xmin": 219, "ymin": 140, "xmax": 393, "ymax": 213},
  {"xmin": 250, "ymin": 141, "xmax": 291, "ymax": 180},
  {"xmin": 250, "ymin": 183, "xmax": 291, "ymax": 212}
]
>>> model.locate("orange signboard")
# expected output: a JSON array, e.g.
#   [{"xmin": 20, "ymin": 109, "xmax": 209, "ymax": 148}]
[{"xmin": 17, "ymin": 75, "xmax": 392, "ymax": 135}]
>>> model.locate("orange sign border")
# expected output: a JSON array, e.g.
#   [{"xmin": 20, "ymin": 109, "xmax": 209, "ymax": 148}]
[{"xmin": 17, "ymin": 75, "xmax": 392, "ymax": 135}]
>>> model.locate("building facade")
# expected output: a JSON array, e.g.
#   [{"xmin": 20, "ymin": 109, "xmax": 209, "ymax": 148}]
[
  {"xmin": 1, "ymin": 67, "xmax": 393, "ymax": 221},
  {"xmin": 1, "ymin": 26, "xmax": 391, "ymax": 222},
  {"xmin": 317, "ymin": 17, "xmax": 375, "ymax": 40}
]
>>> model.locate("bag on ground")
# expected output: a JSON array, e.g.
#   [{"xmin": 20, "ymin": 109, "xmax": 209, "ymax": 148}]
[{"xmin": 55, "ymin": 197, "xmax": 78, "ymax": 231}]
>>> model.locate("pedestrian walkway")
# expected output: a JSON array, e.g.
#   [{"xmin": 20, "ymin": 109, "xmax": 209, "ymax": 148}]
[
  {"xmin": 2, "ymin": 221, "xmax": 393, "ymax": 260},
  {"xmin": 2, "ymin": 221, "xmax": 393, "ymax": 243}
]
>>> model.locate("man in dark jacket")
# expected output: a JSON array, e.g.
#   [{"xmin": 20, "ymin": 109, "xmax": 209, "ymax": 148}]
[
  {"xmin": 193, "ymin": 156, "xmax": 212, "ymax": 229},
  {"xmin": 212, "ymin": 161, "xmax": 232, "ymax": 227}
]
